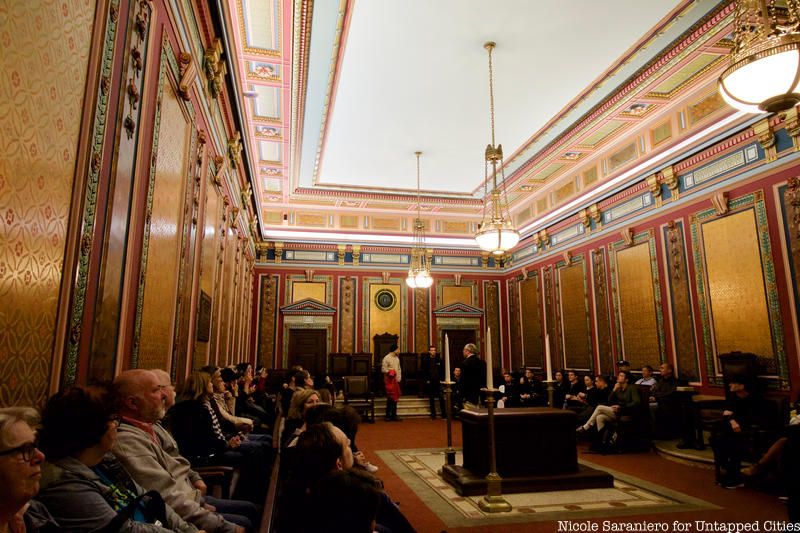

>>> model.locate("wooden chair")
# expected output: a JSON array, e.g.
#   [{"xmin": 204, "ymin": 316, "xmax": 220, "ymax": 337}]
[
  {"xmin": 194, "ymin": 465, "xmax": 238, "ymax": 499},
  {"xmin": 351, "ymin": 353, "xmax": 372, "ymax": 375},
  {"xmin": 399, "ymin": 352, "xmax": 422, "ymax": 396},
  {"xmin": 329, "ymin": 352, "xmax": 351, "ymax": 393},
  {"xmin": 343, "ymin": 375, "xmax": 375, "ymax": 423}
]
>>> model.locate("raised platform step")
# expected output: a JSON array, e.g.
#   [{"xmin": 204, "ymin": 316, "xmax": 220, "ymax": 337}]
[
  {"xmin": 374, "ymin": 397, "xmax": 435, "ymax": 418},
  {"xmin": 654, "ymin": 437, "xmax": 715, "ymax": 469}
]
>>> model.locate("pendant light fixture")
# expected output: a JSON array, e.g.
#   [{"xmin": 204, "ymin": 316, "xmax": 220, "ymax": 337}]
[
  {"xmin": 718, "ymin": 0, "xmax": 800, "ymax": 113},
  {"xmin": 474, "ymin": 42, "xmax": 520, "ymax": 255},
  {"xmin": 406, "ymin": 151, "xmax": 433, "ymax": 289}
]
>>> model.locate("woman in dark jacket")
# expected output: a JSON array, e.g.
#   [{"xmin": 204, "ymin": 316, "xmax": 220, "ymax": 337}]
[
  {"xmin": 36, "ymin": 386, "xmax": 195, "ymax": 533},
  {"xmin": 169, "ymin": 370, "xmax": 268, "ymax": 503}
]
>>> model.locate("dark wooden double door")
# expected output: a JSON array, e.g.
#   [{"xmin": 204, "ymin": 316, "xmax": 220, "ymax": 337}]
[
  {"xmin": 287, "ymin": 328, "xmax": 327, "ymax": 376},
  {"xmin": 442, "ymin": 329, "xmax": 476, "ymax": 372}
]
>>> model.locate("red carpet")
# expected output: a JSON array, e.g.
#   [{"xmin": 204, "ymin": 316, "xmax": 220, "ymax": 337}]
[{"xmin": 357, "ymin": 418, "xmax": 787, "ymax": 533}]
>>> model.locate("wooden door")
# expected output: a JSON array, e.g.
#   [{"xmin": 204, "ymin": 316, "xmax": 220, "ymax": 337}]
[
  {"xmin": 443, "ymin": 329, "xmax": 476, "ymax": 371},
  {"xmin": 287, "ymin": 329, "xmax": 327, "ymax": 377}
]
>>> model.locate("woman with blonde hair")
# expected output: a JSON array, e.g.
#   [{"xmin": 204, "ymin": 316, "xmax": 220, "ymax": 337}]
[{"xmin": 282, "ymin": 389, "xmax": 322, "ymax": 447}]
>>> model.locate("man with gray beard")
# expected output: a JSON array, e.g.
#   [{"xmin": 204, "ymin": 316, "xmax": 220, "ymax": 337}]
[{"xmin": 113, "ymin": 369, "xmax": 258, "ymax": 532}]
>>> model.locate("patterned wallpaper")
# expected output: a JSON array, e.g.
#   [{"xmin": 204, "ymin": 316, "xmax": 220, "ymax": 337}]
[{"xmin": 0, "ymin": 0, "xmax": 95, "ymax": 406}]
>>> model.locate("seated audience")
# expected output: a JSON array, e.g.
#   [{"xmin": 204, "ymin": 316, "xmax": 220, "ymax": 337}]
[
  {"xmin": 114, "ymin": 369, "xmax": 257, "ymax": 532},
  {"xmin": 168, "ymin": 370, "xmax": 268, "ymax": 504},
  {"xmin": 37, "ymin": 385, "xmax": 196, "ymax": 532},
  {"xmin": 648, "ymin": 363, "xmax": 682, "ymax": 440},
  {"xmin": 576, "ymin": 371, "xmax": 641, "ymax": 438},
  {"xmin": 711, "ymin": 376, "xmax": 757, "ymax": 489},
  {"xmin": 635, "ymin": 365, "xmax": 657, "ymax": 386},
  {"xmin": 217, "ymin": 368, "xmax": 255, "ymax": 433},
  {"xmin": 279, "ymin": 368, "xmax": 311, "ymax": 415},
  {"xmin": 234, "ymin": 364, "xmax": 270, "ymax": 424},
  {"xmin": 499, "ymin": 372, "xmax": 518, "ymax": 408},
  {"xmin": 518, "ymin": 368, "xmax": 544, "ymax": 407},
  {"xmin": 0, "ymin": 407, "xmax": 58, "ymax": 533},
  {"xmin": 569, "ymin": 375, "xmax": 598, "ymax": 420},
  {"xmin": 564, "ymin": 371, "xmax": 586, "ymax": 409},
  {"xmin": 553, "ymin": 370, "xmax": 568, "ymax": 408},
  {"xmin": 206, "ymin": 367, "xmax": 272, "ymax": 450}
]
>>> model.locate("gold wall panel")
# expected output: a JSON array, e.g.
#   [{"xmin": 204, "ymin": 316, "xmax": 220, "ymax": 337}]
[
  {"xmin": 264, "ymin": 211, "xmax": 282, "ymax": 224},
  {"xmin": 688, "ymin": 91, "xmax": 725, "ymax": 126},
  {"xmin": 536, "ymin": 198, "xmax": 548, "ymax": 213},
  {"xmin": 414, "ymin": 287, "xmax": 430, "ymax": 353},
  {"xmin": 559, "ymin": 263, "xmax": 592, "ymax": 370},
  {"xmin": 583, "ymin": 167, "xmax": 598, "ymax": 187},
  {"xmin": 554, "ymin": 181, "xmax": 576, "ymax": 204},
  {"xmin": 0, "ymin": 0, "xmax": 94, "ymax": 405},
  {"xmin": 292, "ymin": 281, "xmax": 326, "ymax": 303},
  {"xmin": 443, "ymin": 221, "xmax": 469, "ymax": 233},
  {"xmin": 372, "ymin": 217, "xmax": 401, "ymax": 231},
  {"xmin": 651, "ymin": 121, "xmax": 672, "ymax": 147},
  {"xmin": 369, "ymin": 284, "xmax": 401, "ymax": 349},
  {"xmin": 194, "ymin": 179, "xmax": 221, "ymax": 368},
  {"xmin": 520, "ymin": 277, "xmax": 543, "ymax": 368},
  {"xmin": 340, "ymin": 215, "xmax": 358, "ymax": 228},
  {"xmin": 138, "ymin": 82, "xmax": 190, "ymax": 370},
  {"xmin": 608, "ymin": 142, "xmax": 638, "ymax": 172},
  {"xmin": 217, "ymin": 230, "xmax": 236, "ymax": 365},
  {"xmin": 442, "ymin": 286, "xmax": 472, "ymax": 306},
  {"xmin": 339, "ymin": 277, "xmax": 356, "ymax": 353},
  {"xmin": 615, "ymin": 243, "xmax": 659, "ymax": 369},
  {"xmin": 702, "ymin": 210, "xmax": 772, "ymax": 357},
  {"xmin": 296, "ymin": 213, "xmax": 326, "ymax": 226}
]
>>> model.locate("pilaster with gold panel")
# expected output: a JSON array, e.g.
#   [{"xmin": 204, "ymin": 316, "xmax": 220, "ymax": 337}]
[
  {"xmin": 257, "ymin": 273, "xmax": 279, "ymax": 368},
  {"xmin": 414, "ymin": 285, "xmax": 431, "ymax": 353},
  {"xmin": 507, "ymin": 276, "xmax": 523, "ymax": 369},
  {"xmin": 590, "ymin": 248, "xmax": 614, "ymax": 375},
  {"xmin": 338, "ymin": 276, "xmax": 357, "ymax": 353},
  {"xmin": 662, "ymin": 220, "xmax": 700, "ymax": 381},
  {"xmin": 483, "ymin": 280, "xmax": 502, "ymax": 370}
]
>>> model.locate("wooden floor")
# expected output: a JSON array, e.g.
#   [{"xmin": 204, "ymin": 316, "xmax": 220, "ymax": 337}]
[{"xmin": 357, "ymin": 417, "xmax": 788, "ymax": 533}]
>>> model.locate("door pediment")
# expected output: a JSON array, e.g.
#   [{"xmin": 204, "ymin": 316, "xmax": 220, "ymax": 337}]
[
  {"xmin": 280, "ymin": 298, "xmax": 336, "ymax": 316},
  {"xmin": 433, "ymin": 302, "xmax": 484, "ymax": 317}
]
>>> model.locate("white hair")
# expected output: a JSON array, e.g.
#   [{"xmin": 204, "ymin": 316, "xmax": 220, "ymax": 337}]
[{"xmin": 0, "ymin": 407, "xmax": 39, "ymax": 449}]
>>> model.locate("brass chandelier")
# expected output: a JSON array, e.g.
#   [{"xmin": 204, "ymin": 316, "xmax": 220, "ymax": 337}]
[
  {"xmin": 718, "ymin": 0, "xmax": 800, "ymax": 113},
  {"xmin": 474, "ymin": 42, "xmax": 520, "ymax": 255},
  {"xmin": 406, "ymin": 151, "xmax": 433, "ymax": 289}
]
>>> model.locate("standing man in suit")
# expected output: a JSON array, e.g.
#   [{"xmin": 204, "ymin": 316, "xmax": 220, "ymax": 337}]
[
  {"xmin": 421, "ymin": 345, "xmax": 446, "ymax": 418},
  {"xmin": 460, "ymin": 343, "xmax": 486, "ymax": 410}
]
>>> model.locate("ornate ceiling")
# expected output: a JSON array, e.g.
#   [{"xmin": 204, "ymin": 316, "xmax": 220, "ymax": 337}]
[{"xmin": 220, "ymin": 0, "xmax": 747, "ymax": 251}]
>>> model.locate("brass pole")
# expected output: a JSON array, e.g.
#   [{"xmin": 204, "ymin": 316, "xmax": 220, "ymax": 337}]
[
  {"xmin": 543, "ymin": 379, "xmax": 556, "ymax": 408},
  {"xmin": 441, "ymin": 381, "xmax": 456, "ymax": 467},
  {"xmin": 478, "ymin": 387, "xmax": 512, "ymax": 513}
]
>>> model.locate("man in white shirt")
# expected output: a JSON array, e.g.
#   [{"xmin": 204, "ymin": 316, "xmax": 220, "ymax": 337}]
[
  {"xmin": 635, "ymin": 365, "xmax": 657, "ymax": 386},
  {"xmin": 381, "ymin": 344, "xmax": 402, "ymax": 421}
]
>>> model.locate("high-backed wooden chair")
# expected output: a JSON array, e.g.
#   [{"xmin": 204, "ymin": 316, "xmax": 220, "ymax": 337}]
[
  {"xmin": 343, "ymin": 375, "xmax": 375, "ymax": 423},
  {"xmin": 328, "ymin": 352, "xmax": 350, "ymax": 393},
  {"xmin": 399, "ymin": 352, "xmax": 422, "ymax": 396},
  {"xmin": 351, "ymin": 353, "xmax": 372, "ymax": 375}
]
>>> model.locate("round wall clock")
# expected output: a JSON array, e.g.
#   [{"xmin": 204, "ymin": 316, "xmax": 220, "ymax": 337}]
[{"xmin": 374, "ymin": 289, "xmax": 397, "ymax": 311}]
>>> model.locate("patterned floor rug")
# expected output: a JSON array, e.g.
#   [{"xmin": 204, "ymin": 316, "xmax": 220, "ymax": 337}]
[{"xmin": 376, "ymin": 448, "xmax": 719, "ymax": 528}]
